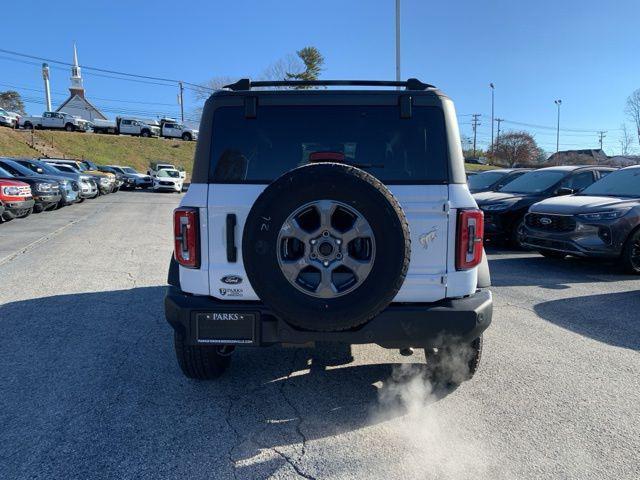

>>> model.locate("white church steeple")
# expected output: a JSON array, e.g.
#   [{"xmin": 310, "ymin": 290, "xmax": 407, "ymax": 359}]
[
  {"xmin": 56, "ymin": 42, "xmax": 106, "ymax": 121},
  {"xmin": 69, "ymin": 42, "xmax": 84, "ymax": 98}
]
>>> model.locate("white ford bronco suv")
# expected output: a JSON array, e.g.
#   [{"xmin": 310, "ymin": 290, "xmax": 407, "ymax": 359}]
[{"xmin": 165, "ymin": 78, "xmax": 492, "ymax": 384}]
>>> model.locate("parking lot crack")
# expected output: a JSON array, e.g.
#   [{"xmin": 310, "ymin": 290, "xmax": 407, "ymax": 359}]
[{"xmin": 278, "ymin": 350, "xmax": 311, "ymax": 465}]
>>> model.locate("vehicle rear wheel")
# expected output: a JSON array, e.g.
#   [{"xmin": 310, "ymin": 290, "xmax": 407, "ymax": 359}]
[
  {"xmin": 65, "ymin": 123, "xmax": 75, "ymax": 132},
  {"xmin": 424, "ymin": 335, "xmax": 483, "ymax": 386},
  {"xmin": 621, "ymin": 228, "xmax": 640, "ymax": 275},
  {"xmin": 23, "ymin": 122, "xmax": 33, "ymax": 130},
  {"xmin": 173, "ymin": 331, "xmax": 231, "ymax": 380},
  {"xmin": 242, "ymin": 163, "xmax": 410, "ymax": 332}
]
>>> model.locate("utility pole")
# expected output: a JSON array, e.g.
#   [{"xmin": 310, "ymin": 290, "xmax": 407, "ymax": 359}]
[
  {"xmin": 597, "ymin": 130, "xmax": 607, "ymax": 150},
  {"xmin": 178, "ymin": 81, "xmax": 185, "ymax": 123},
  {"xmin": 395, "ymin": 0, "xmax": 401, "ymax": 89},
  {"xmin": 495, "ymin": 118, "xmax": 503, "ymax": 148},
  {"xmin": 490, "ymin": 83, "xmax": 495, "ymax": 154},
  {"xmin": 554, "ymin": 99, "xmax": 562, "ymax": 152},
  {"xmin": 471, "ymin": 114, "xmax": 481, "ymax": 157}
]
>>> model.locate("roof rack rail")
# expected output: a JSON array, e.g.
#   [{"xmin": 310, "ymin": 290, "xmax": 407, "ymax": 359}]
[{"xmin": 223, "ymin": 78, "xmax": 435, "ymax": 91}]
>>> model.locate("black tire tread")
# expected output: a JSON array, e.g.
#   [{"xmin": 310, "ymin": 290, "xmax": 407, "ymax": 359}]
[
  {"xmin": 621, "ymin": 227, "xmax": 640, "ymax": 275},
  {"xmin": 244, "ymin": 162, "xmax": 411, "ymax": 332},
  {"xmin": 173, "ymin": 331, "xmax": 230, "ymax": 380},
  {"xmin": 425, "ymin": 335, "xmax": 483, "ymax": 386}
]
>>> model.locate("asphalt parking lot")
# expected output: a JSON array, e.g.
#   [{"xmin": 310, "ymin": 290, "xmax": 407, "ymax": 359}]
[{"xmin": 0, "ymin": 190, "xmax": 638, "ymax": 480}]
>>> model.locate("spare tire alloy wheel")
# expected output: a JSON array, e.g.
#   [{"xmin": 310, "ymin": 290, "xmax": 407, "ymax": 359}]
[
  {"xmin": 243, "ymin": 163, "xmax": 411, "ymax": 332},
  {"xmin": 277, "ymin": 200, "xmax": 375, "ymax": 299}
]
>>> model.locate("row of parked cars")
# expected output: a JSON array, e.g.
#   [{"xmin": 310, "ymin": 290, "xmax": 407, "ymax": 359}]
[
  {"xmin": 0, "ymin": 157, "xmax": 185, "ymax": 223},
  {"xmin": 467, "ymin": 165, "xmax": 640, "ymax": 273}
]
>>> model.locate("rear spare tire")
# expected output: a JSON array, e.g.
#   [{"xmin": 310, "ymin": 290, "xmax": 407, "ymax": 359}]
[{"xmin": 242, "ymin": 163, "xmax": 410, "ymax": 332}]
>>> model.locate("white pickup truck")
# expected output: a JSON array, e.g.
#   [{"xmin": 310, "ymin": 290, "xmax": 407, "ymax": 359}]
[
  {"xmin": 0, "ymin": 108, "xmax": 19, "ymax": 128},
  {"xmin": 92, "ymin": 116, "xmax": 160, "ymax": 137},
  {"xmin": 158, "ymin": 119, "xmax": 198, "ymax": 141},
  {"xmin": 19, "ymin": 111, "xmax": 91, "ymax": 132}
]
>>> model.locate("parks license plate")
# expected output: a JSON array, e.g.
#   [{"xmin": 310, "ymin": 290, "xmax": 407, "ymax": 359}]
[{"xmin": 195, "ymin": 312, "xmax": 256, "ymax": 344}]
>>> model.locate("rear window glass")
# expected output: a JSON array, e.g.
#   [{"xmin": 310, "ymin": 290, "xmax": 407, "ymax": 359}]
[
  {"xmin": 580, "ymin": 168, "xmax": 640, "ymax": 197},
  {"xmin": 499, "ymin": 170, "xmax": 567, "ymax": 194},
  {"xmin": 210, "ymin": 105, "xmax": 448, "ymax": 184},
  {"xmin": 468, "ymin": 171, "xmax": 507, "ymax": 190}
]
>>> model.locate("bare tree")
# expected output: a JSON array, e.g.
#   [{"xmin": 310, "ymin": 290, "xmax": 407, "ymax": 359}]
[
  {"xmin": 625, "ymin": 89, "xmax": 640, "ymax": 146},
  {"xmin": 491, "ymin": 131, "xmax": 540, "ymax": 167},
  {"xmin": 619, "ymin": 123, "xmax": 634, "ymax": 155},
  {"xmin": 260, "ymin": 54, "xmax": 303, "ymax": 82},
  {"xmin": 0, "ymin": 90, "xmax": 25, "ymax": 114},
  {"xmin": 187, "ymin": 76, "xmax": 237, "ymax": 122},
  {"xmin": 460, "ymin": 134, "xmax": 473, "ymax": 152}
]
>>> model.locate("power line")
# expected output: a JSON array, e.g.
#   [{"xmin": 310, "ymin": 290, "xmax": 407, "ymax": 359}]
[
  {"xmin": 0, "ymin": 81, "xmax": 178, "ymax": 107},
  {"xmin": 0, "ymin": 47, "xmax": 209, "ymax": 90}
]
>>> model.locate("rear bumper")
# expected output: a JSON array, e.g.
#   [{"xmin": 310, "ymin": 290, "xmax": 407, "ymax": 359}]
[{"xmin": 164, "ymin": 287, "xmax": 493, "ymax": 349}]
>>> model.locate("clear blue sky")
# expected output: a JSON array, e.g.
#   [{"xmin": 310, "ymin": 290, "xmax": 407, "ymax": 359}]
[{"xmin": 2, "ymin": 0, "xmax": 639, "ymax": 154}]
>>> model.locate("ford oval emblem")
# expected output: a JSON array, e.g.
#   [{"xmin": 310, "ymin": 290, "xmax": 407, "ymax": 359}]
[
  {"xmin": 539, "ymin": 217, "xmax": 552, "ymax": 225},
  {"xmin": 221, "ymin": 275, "xmax": 243, "ymax": 285}
]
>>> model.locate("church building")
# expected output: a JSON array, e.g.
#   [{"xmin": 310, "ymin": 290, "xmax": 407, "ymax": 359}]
[{"xmin": 55, "ymin": 44, "xmax": 106, "ymax": 121}]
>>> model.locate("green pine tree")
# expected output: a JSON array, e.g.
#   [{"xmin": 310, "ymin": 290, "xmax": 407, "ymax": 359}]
[{"xmin": 286, "ymin": 47, "xmax": 325, "ymax": 88}]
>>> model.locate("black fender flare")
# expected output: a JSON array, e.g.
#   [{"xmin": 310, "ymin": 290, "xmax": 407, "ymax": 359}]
[{"xmin": 477, "ymin": 249, "xmax": 491, "ymax": 288}]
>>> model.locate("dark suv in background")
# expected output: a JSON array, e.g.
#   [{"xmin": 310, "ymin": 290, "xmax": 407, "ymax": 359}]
[
  {"xmin": 468, "ymin": 168, "xmax": 530, "ymax": 193},
  {"xmin": 0, "ymin": 160, "xmax": 62, "ymax": 211},
  {"xmin": 522, "ymin": 166, "xmax": 640, "ymax": 272},
  {"xmin": 15, "ymin": 158, "xmax": 97, "ymax": 202},
  {"xmin": 474, "ymin": 165, "xmax": 615, "ymax": 247}
]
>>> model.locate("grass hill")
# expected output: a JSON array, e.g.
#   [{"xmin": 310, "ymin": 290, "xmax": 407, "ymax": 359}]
[
  {"xmin": 0, "ymin": 127, "xmax": 500, "ymax": 178},
  {"xmin": 0, "ymin": 128, "xmax": 196, "ymax": 177},
  {"xmin": 0, "ymin": 127, "xmax": 40, "ymax": 157}
]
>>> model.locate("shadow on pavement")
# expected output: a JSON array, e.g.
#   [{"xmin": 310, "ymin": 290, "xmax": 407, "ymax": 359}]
[
  {"xmin": 0, "ymin": 286, "xmax": 445, "ymax": 479},
  {"xmin": 486, "ymin": 247, "xmax": 632, "ymax": 288},
  {"xmin": 533, "ymin": 290, "xmax": 640, "ymax": 351}
]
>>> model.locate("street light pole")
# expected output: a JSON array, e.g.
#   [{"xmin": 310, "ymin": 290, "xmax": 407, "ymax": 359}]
[
  {"xmin": 554, "ymin": 99, "xmax": 562, "ymax": 152},
  {"xmin": 490, "ymin": 83, "xmax": 495, "ymax": 154},
  {"xmin": 395, "ymin": 0, "xmax": 401, "ymax": 88}
]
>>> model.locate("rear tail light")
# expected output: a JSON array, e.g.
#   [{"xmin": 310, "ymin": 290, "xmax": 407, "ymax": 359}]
[
  {"xmin": 456, "ymin": 209, "xmax": 484, "ymax": 270},
  {"xmin": 174, "ymin": 207, "xmax": 200, "ymax": 268}
]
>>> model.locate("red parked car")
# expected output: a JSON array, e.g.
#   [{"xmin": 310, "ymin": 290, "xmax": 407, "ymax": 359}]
[{"xmin": 0, "ymin": 178, "xmax": 35, "ymax": 221}]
